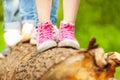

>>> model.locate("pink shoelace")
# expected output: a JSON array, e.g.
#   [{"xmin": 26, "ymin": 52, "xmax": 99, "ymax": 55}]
[
  {"xmin": 37, "ymin": 22, "xmax": 54, "ymax": 45},
  {"xmin": 59, "ymin": 22, "xmax": 75, "ymax": 41}
]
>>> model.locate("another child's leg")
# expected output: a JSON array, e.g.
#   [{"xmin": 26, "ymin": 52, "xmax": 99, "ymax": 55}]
[
  {"xmin": 58, "ymin": 0, "xmax": 80, "ymax": 49},
  {"xmin": 19, "ymin": 0, "xmax": 36, "ymax": 42},
  {"xmin": 36, "ymin": 0, "xmax": 57, "ymax": 52},
  {"xmin": 3, "ymin": 0, "xmax": 22, "ymax": 47},
  {"xmin": 50, "ymin": 0, "xmax": 59, "ymax": 41},
  {"xmin": 36, "ymin": 0, "xmax": 52, "ymax": 23},
  {"xmin": 63, "ymin": 0, "xmax": 80, "ymax": 24}
]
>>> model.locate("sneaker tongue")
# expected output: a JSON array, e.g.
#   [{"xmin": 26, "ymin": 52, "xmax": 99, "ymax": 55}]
[{"xmin": 59, "ymin": 22, "xmax": 76, "ymax": 40}]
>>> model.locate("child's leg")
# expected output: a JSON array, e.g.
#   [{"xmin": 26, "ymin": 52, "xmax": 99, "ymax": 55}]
[
  {"xmin": 19, "ymin": 0, "xmax": 36, "ymax": 42},
  {"xmin": 58, "ymin": 0, "xmax": 80, "ymax": 49},
  {"xmin": 50, "ymin": 0, "xmax": 59, "ymax": 41},
  {"xmin": 50, "ymin": 0, "xmax": 59, "ymax": 25},
  {"xmin": 3, "ymin": 0, "xmax": 22, "ymax": 47},
  {"xmin": 63, "ymin": 0, "xmax": 80, "ymax": 23},
  {"xmin": 30, "ymin": 0, "xmax": 59, "ymax": 45},
  {"xmin": 36, "ymin": 0, "xmax": 57, "ymax": 52},
  {"xmin": 36, "ymin": 0, "xmax": 52, "ymax": 23}
]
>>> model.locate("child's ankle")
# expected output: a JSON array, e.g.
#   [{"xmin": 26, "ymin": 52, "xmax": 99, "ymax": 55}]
[{"xmin": 62, "ymin": 20, "xmax": 75, "ymax": 24}]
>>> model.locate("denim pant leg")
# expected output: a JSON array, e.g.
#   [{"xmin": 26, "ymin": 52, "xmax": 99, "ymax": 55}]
[
  {"xmin": 19, "ymin": 0, "xmax": 38, "ymax": 26},
  {"xmin": 51, "ymin": 0, "xmax": 59, "ymax": 25},
  {"xmin": 20, "ymin": 0, "xmax": 58, "ymax": 26},
  {"xmin": 2, "ymin": 0, "xmax": 21, "ymax": 32}
]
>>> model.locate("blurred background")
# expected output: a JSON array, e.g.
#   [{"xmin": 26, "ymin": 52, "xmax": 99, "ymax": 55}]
[{"xmin": 0, "ymin": 0, "xmax": 120, "ymax": 78}]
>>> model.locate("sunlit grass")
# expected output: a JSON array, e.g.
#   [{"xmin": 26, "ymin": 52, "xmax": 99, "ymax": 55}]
[
  {"xmin": 0, "ymin": 21, "xmax": 6, "ymax": 52},
  {"xmin": 75, "ymin": 25, "xmax": 120, "ymax": 53},
  {"xmin": 115, "ymin": 67, "xmax": 120, "ymax": 79}
]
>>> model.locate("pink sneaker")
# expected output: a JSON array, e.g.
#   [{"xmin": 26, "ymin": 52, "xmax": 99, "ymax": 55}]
[
  {"xmin": 37, "ymin": 22, "xmax": 57, "ymax": 52},
  {"xmin": 30, "ymin": 27, "xmax": 38, "ymax": 45},
  {"xmin": 58, "ymin": 22, "xmax": 80, "ymax": 49},
  {"xmin": 30, "ymin": 25, "xmax": 58, "ymax": 45}
]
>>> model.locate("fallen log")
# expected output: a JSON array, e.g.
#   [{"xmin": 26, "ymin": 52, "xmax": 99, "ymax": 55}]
[{"xmin": 0, "ymin": 38, "xmax": 120, "ymax": 80}]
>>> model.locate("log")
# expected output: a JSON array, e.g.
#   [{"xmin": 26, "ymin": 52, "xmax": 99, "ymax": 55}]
[{"xmin": 0, "ymin": 38, "xmax": 120, "ymax": 80}]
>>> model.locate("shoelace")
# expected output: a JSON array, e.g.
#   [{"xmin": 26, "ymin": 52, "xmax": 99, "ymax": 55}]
[
  {"xmin": 37, "ymin": 23, "xmax": 53, "ymax": 44},
  {"xmin": 59, "ymin": 23, "xmax": 75, "ymax": 40}
]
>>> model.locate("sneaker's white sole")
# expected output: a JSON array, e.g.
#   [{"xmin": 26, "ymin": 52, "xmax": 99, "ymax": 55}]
[
  {"xmin": 37, "ymin": 40, "xmax": 57, "ymax": 52},
  {"xmin": 58, "ymin": 39, "xmax": 80, "ymax": 49}
]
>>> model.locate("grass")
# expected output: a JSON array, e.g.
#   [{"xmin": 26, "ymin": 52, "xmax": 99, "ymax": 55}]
[
  {"xmin": 0, "ymin": 21, "xmax": 6, "ymax": 52},
  {"xmin": 75, "ymin": 25, "xmax": 120, "ymax": 52}
]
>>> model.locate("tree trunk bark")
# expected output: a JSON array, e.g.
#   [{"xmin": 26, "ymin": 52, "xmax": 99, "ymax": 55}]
[{"xmin": 0, "ymin": 38, "xmax": 120, "ymax": 80}]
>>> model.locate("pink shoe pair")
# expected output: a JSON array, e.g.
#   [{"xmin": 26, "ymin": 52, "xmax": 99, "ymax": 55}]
[{"xmin": 36, "ymin": 22, "xmax": 80, "ymax": 52}]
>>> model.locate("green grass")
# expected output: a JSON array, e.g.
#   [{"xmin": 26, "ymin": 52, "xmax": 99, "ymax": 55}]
[
  {"xmin": 75, "ymin": 25, "xmax": 120, "ymax": 52},
  {"xmin": 115, "ymin": 67, "xmax": 120, "ymax": 79},
  {"xmin": 0, "ymin": 21, "xmax": 6, "ymax": 52}
]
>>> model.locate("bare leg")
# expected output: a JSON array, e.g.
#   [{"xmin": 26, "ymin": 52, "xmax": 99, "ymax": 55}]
[
  {"xmin": 63, "ymin": 0, "xmax": 80, "ymax": 24},
  {"xmin": 58, "ymin": 0, "xmax": 80, "ymax": 49},
  {"xmin": 35, "ymin": 0, "xmax": 57, "ymax": 52},
  {"xmin": 36, "ymin": 0, "xmax": 52, "ymax": 23}
]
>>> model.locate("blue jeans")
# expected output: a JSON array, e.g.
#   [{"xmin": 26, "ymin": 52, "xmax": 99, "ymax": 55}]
[
  {"xmin": 19, "ymin": 0, "xmax": 58, "ymax": 25},
  {"xmin": 2, "ymin": 0, "xmax": 21, "ymax": 31},
  {"xmin": 2, "ymin": 0, "xmax": 58, "ymax": 54},
  {"xmin": 51, "ymin": 0, "xmax": 58, "ymax": 25},
  {"xmin": 3, "ymin": 0, "xmax": 58, "ymax": 31}
]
